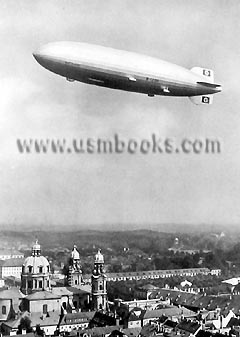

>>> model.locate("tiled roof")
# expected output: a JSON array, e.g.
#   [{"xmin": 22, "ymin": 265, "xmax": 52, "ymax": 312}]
[
  {"xmin": 214, "ymin": 333, "xmax": 228, "ymax": 337},
  {"xmin": 0, "ymin": 250, "xmax": 24, "ymax": 256},
  {"xmin": 0, "ymin": 287, "xmax": 24, "ymax": 299},
  {"xmin": 2, "ymin": 311, "xmax": 30, "ymax": 329},
  {"xmin": 81, "ymin": 325, "xmax": 122, "ymax": 337},
  {"xmin": 84, "ymin": 268, "xmax": 210, "ymax": 281},
  {"xmin": 61, "ymin": 311, "xmax": 95, "ymax": 324},
  {"xmin": 122, "ymin": 327, "xmax": 142, "ymax": 337},
  {"xmin": 177, "ymin": 320, "xmax": 201, "ymax": 333},
  {"xmin": 140, "ymin": 323, "xmax": 158, "ymax": 337},
  {"xmin": 138, "ymin": 284, "xmax": 159, "ymax": 291},
  {"xmin": 66, "ymin": 286, "xmax": 90, "ymax": 294},
  {"xmin": 25, "ymin": 290, "xmax": 61, "ymax": 300},
  {"xmin": 51, "ymin": 286, "xmax": 90, "ymax": 296},
  {"xmin": 163, "ymin": 319, "xmax": 178, "ymax": 328},
  {"xmin": 227, "ymin": 317, "xmax": 240, "ymax": 328},
  {"xmin": 149, "ymin": 288, "xmax": 240, "ymax": 315},
  {"xmin": 4, "ymin": 311, "xmax": 61, "ymax": 329},
  {"xmin": 91, "ymin": 311, "xmax": 116, "ymax": 326},
  {"xmin": 128, "ymin": 307, "xmax": 144, "ymax": 321},
  {"xmin": 0, "ymin": 258, "xmax": 25, "ymax": 267},
  {"xmin": 159, "ymin": 315, "xmax": 168, "ymax": 324},
  {"xmin": 30, "ymin": 311, "xmax": 61, "ymax": 327},
  {"xmin": 149, "ymin": 288, "xmax": 198, "ymax": 304},
  {"xmin": 196, "ymin": 330, "xmax": 214, "ymax": 337},
  {"xmin": 108, "ymin": 330, "xmax": 125, "ymax": 337},
  {"xmin": 143, "ymin": 306, "xmax": 196, "ymax": 319},
  {"xmin": 72, "ymin": 284, "xmax": 91, "ymax": 293}
]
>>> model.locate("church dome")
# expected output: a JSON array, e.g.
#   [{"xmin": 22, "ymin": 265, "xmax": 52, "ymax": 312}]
[
  {"xmin": 22, "ymin": 241, "xmax": 50, "ymax": 275},
  {"xmin": 95, "ymin": 249, "xmax": 104, "ymax": 263}
]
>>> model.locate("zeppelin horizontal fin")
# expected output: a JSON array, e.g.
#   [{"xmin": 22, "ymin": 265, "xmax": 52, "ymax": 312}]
[{"xmin": 197, "ymin": 81, "xmax": 222, "ymax": 88}]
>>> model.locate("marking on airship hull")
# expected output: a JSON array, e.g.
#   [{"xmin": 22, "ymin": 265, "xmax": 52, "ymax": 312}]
[
  {"xmin": 202, "ymin": 96, "xmax": 210, "ymax": 104},
  {"xmin": 88, "ymin": 78, "xmax": 105, "ymax": 84}
]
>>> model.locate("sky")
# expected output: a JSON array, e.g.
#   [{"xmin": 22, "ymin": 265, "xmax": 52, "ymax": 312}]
[{"xmin": 0, "ymin": 0, "xmax": 240, "ymax": 231}]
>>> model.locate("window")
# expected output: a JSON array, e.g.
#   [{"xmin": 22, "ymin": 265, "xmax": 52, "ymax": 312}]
[
  {"xmin": 35, "ymin": 280, "xmax": 38, "ymax": 288},
  {"xmin": 2, "ymin": 306, "xmax": 6, "ymax": 315},
  {"xmin": 39, "ymin": 280, "xmax": 43, "ymax": 288},
  {"xmin": 27, "ymin": 280, "xmax": 32, "ymax": 289},
  {"xmin": 43, "ymin": 304, "xmax": 48, "ymax": 314},
  {"xmin": 28, "ymin": 266, "xmax": 33, "ymax": 273},
  {"xmin": 39, "ymin": 266, "xmax": 43, "ymax": 273}
]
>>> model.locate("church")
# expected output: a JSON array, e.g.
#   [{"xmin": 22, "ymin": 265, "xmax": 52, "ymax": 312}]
[{"xmin": 0, "ymin": 241, "xmax": 108, "ymax": 335}]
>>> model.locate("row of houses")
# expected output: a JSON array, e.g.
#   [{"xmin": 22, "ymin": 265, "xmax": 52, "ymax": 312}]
[
  {"xmin": 148, "ymin": 288, "xmax": 240, "ymax": 316},
  {"xmin": 84, "ymin": 268, "xmax": 221, "ymax": 283},
  {"xmin": 2, "ymin": 290, "xmax": 240, "ymax": 337},
  {"xmin": 0, "ymin": 259, "xmax": 221, "ymax": 289},
  {"xmin": 2, "ymin": 311, "xmax": 96, "ymax": 336}
]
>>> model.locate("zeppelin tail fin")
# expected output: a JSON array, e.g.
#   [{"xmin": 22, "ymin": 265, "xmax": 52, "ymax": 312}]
[
  {"xmin": 197, "ymin": 81, "xmax": 221, "ymax": 88},
  {"xmin": 190, "ymin": 67, "xmax": 216, "ymax": 104},
  {"xmin": 189, "ymin": 95, "xmax": 213, "ymax": 105},
  {"xmin": 191, "ymin": 67, "xmax": 214, "ymax": 83}
]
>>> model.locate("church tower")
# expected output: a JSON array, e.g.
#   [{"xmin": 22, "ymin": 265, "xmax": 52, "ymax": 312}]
[
  {"xmin": 91, "ymin": 249, "xmax": 107, "ymax": 311},
  {"xmin": 21, "ymin": 240, "xmax": 51, "ymax": 295},
  {"xmin": 67, "ymin": 245, "xmax": 83, "ymax": 287}
]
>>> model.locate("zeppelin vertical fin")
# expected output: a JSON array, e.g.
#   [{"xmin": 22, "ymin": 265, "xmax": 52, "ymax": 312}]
[
  {"xmin": 191, "ymin": 67, "xmax": 214, "ymax": 83},
  {"xmin": 189, "ymin": 95, "xmax": 213, "ymax": 105}
]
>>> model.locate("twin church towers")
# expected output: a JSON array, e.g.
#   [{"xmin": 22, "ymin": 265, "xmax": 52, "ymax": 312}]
[
  {"xmin": 21, "ymin": 241, "xmax": 107, "ymax": 311},
  {"xmin": 68, "ymin": 244, "xmax": 107, "ymax": 311}
]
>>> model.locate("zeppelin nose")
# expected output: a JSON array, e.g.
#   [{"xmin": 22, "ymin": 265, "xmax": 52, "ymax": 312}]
[
  {"xmin": 32, "ymin": 47, "xmax": 48, "ymax": 67},
  {"xmin": 32, "ymin": 51, "xmax": 42, "ymax": 64},
  {"xmin": 33, "ymin": 45, "xmax": 53, "ymax": 67},
  {"xmin": 33, "ymin": 42, "xmax": 69, "ymax": 78},
  {"xmin": 32, "ymin": 43, "xmax": 60, "ymax": 71}
]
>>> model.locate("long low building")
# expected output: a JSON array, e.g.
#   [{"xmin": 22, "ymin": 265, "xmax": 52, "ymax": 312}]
[
  {"xmin": 83, "ymin": 268, "xmax": 213, "ymax": 283},
  {"xmin": 0, "ymin": 250, "xmax": 24, "ymax": 261},
  {"xmin": 0, "ymin": 258, "xmax": 25, "ymax": 279}
]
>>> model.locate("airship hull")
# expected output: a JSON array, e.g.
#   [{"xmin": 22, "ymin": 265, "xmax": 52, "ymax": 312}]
[{"xmin": 33, "ymin": 42, "xmax": 222, "ymax": 102}]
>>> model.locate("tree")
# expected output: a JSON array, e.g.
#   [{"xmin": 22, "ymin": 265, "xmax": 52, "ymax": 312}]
[
  {"xmin": 36, "ymin": 324, "xmax": 45, "ymax": 336},
  {"xmin": 17, "ymin": 316, "xmax": 33, "ymax": 334}
]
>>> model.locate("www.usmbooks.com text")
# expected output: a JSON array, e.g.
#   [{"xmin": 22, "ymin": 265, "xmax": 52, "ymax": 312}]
[{"xmin": 16, "ymin": 134, "xmax": 222, "ymax": 155}]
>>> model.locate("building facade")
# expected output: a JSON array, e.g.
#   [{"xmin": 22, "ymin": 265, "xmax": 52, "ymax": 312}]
[
  {"xmin": 67, "ymin": 245, "xmax": 83, "ymax": 287},
  {"xmin": 0, "ymin": 258, "xmax": 25, "ymax": 279},
  {"xmin": 21, "ymin": 240, "xmax": 51, "ymax": 295},
  {"xmin": 91, "ymin": 250, "xmax": 107, "ymax": 311}
]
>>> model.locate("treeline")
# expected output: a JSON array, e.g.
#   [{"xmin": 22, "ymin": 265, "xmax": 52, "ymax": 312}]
[
  {"xmin": 153, "ymin": 250, "xmax": 227, "ymax": 271},
  {"xmin": 3, "ymin": 229, "xmax": 240, "ymax": 255},
  {"xmin": 3, "ymin": 229, "xmax": 240, "ymax": 276}
]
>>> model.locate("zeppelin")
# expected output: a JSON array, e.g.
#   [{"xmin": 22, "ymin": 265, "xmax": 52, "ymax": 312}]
[{"xmin": 33, "ymin": 42, "xmax": 222, "ymax": 105}]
